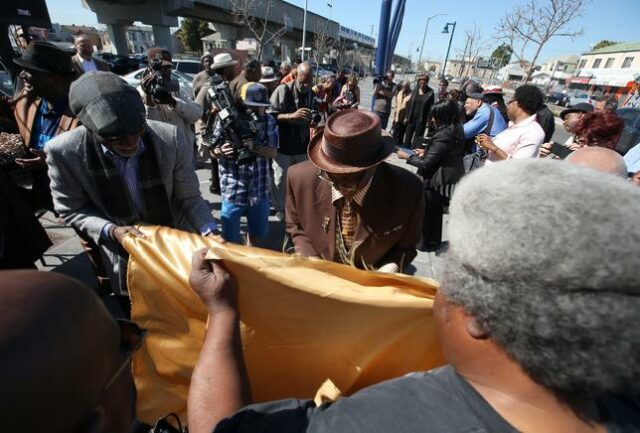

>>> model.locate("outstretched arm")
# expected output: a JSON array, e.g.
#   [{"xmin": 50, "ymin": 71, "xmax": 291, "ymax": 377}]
[{"xmin": 188, "ymin": 249, "xmax": 252, "ymax": 433}]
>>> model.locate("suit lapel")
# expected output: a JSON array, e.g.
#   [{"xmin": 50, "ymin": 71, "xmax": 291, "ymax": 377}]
[{"xmin": 313, "ymin": 177, "xmax": 336, "ymax": 261}]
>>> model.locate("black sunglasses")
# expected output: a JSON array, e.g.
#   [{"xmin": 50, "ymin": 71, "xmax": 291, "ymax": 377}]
[{"xmin": 104, "ymin": 319, "xmax": 146, "ymax": 390}]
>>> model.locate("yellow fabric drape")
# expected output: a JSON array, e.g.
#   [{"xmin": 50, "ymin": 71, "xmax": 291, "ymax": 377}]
[{"xmin": 124, "ymin": 226, "xmax": 446, "ymax": 424}]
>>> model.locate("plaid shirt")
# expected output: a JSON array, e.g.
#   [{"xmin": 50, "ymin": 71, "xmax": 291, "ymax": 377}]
[{"xmin": 211, "ymin": 113, "xmax": 279, "ymax": 206}]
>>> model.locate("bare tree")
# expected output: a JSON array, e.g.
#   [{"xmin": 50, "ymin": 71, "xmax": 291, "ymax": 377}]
[
  {"xmin": 495, "ymin": 0, "xmax": 587, "ymax": 81},
  {"xmin": 456, "ymin": 24, "xmax": 491, "ymax": 79},
  {"xmin": 312, "ymin": 20, "xmax": 333, "ymax": 68},
  {"xmin": 333, "ymin": 39, "xmax": 352, "ymax": 73},
  {"xmin": 229, "ymin": 0, "xmax": 288, "ymax": 60}
]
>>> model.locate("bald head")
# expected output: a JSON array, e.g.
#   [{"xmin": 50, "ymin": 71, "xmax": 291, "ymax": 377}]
[
  {"xmin": 296, "ymin": 61, "xmax": 313, "ymax": 92},
  {"xmin": 566, "ymin": 147, "xmax": 628, "ymax": 178},
  {"xmin": 0, "ymin": 271, "xmax": 128, "ymax": 433}
]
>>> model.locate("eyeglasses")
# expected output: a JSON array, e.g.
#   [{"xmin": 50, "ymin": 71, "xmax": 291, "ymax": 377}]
[{"xmin": 104, "ymin": 319, "xmax": 146, "ymax": 391}]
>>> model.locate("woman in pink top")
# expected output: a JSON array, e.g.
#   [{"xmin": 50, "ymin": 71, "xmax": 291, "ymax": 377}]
[{"xmin": 476, "ymin": 85, "xmax": 546, "ymax": 163}]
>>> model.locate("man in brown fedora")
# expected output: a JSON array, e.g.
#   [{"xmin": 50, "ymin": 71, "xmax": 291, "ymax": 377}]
[{"xmin": 285, "ymin": 109, "xmax": 424, "ymax": 273}]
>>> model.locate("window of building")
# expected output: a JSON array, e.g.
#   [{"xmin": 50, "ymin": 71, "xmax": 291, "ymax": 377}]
[
  {"xmin": 578, "ymin": 59, "xmax": 587, "ymax": 69},
  {"xmin": 622, "ymin": 57, "xmax": 634, "ymax": 68},
  {"xmin": 604, "ymin": 58, "xmax": 615, "ymax": 68},
  {"xmin": 592, "ymin": 58, "xmax": 602, "ymax": 68}
]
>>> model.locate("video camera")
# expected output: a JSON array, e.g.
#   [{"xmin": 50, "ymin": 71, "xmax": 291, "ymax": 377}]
[
  {"xmin": 141, "ymin": 57, "xmax": 180, "ymax": 105},
  {"xmin": 310, "ymin": 96, "xmax": 323, "ymax": 124},
  {"xmin": 202, "ymin": 74, "xmax": 260, "ymax": 166},
  {"xmin": 372, "ymin": 75, "xmax": 387, "ymax": 85}
]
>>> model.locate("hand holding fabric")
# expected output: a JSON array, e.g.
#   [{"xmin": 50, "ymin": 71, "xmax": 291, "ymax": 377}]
[{"xmin": 189, "ymin": 248, "xmax": 237, "ymax": 315}]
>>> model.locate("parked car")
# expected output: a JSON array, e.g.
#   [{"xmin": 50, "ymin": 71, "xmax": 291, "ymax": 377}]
[
  {"xmin": 545, "ymin": 91, "xmax": 569, "ymax": 107},
  {"xmin": 173, "ymin": 59, "xmax": 202, "ymax": 78},
  {"xmin": 320, "ymin": 63, "xmax": 338, "ymax": 73},
  {"xmin": 122, "ymin": 68, "xmax": 195, "ymax": 101},
  {"xmin": 568, "ymin": 93, "xmax": 596, "ymax": 108},
  {"xmin": 615, "ymin": 107, "xmax": 640, "ymax": 156},
  {"xmin": 0, "ymin": 61, "xmax": 12, "ymax": 97}
]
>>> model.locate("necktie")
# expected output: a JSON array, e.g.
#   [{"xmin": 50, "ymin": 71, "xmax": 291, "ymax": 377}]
[{"xmin": 341, "ymin": 198, "xmax": 356, "ymax": 250}]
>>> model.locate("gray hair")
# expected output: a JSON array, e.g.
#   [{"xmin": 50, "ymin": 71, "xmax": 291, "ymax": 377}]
[{"xmin": 441, "ymin": 159, "xmax": 640, "ymax": 411}]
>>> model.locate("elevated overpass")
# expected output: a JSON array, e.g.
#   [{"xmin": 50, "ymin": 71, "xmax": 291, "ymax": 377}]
[{"xmin": 83, "ymin": 0, "xmax": 364, "ymax": 62}]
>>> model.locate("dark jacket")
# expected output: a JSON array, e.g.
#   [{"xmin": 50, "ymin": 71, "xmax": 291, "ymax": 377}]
[
  {"xmin": 407, "ymin": 125, "xmax": 465, "ymax": 189},
  {"xmin": 405, "ymin": 87, "xmax": 435, "ymax": 126},
  {"xmin": 285, "ymin": 160, "xmax": 424, "ymax": 271},
  {"xmin": 536, "ymin": 105, "xmax": 555, "ymax": 143}
]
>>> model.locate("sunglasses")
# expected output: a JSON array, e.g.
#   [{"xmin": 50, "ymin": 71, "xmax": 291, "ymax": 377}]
[{"xmin": 104, "ymin": 319, "xmax": 146, "ymax": 391}]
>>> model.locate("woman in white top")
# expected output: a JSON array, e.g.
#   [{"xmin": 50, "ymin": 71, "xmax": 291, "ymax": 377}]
[{"xmin": 476, "ymin": 85, "xmax": 546, "ymax": 163}]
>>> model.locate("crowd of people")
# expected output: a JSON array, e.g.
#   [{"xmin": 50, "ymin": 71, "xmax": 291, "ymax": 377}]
[{"xmin": 0, "ymin": 35, "xmax": 639, "ymax": 433}]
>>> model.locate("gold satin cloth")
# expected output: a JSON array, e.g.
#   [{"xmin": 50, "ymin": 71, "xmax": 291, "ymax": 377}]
[{"xmin": 124, "ymin": 226, "xmax": 446, "ymax": 424}]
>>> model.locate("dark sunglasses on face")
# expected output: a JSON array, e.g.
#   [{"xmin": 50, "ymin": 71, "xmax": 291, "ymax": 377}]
[{"xmin": 104, "ymin": 319, "xmax": 146, "ymax": 391}]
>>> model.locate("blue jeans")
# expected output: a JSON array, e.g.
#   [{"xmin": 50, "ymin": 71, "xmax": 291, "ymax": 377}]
[{"xmin": 221, "ymin": 196, "xmax": 270, "ymax": 243}]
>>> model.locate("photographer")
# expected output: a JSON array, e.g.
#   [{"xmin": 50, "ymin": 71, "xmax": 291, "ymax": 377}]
[
  {"xmin": 196, "ymin": 53, "xmax": 240, "ymax": 194},
  {"xmin": 206, "ymin": 82, "xmax": 278, "ymax": 245},
  {"xmin": 138, "ymin": 48, "xmax": 202, "ymax": 158},
  {"xmin": 373, "ymin": 70, "xmax": 396, "ymax": 129},
  {"xmin": 268, "ymin": 61, "xmax": 317, "ymax": 221}
]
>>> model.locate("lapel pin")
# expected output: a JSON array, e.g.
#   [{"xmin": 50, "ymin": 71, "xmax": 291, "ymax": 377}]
[{"xmin": 322, "ymin": 216, "xmax": 330, "ymax": 233}]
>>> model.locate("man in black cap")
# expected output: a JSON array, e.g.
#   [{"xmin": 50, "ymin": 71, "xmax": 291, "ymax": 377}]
[
  {"xmin": 5, "ymin": 41, "xmax": 79, "ymax": 211},
  {"xmin": 46, "ymin": 71, "xmax": 223, "ymax": 297},
  {"xmin": 192, "ymin": 52, "xmax": 214, "ymax": 99},
  {"xmin": 538, "ymin": 102, "xmax": 594, "ymax": 158}
]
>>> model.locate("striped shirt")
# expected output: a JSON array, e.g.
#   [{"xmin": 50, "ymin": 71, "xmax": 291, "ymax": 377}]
[
  {"xmin": 102, "ymin": 141, "xmax": 145, "ymax": 215},
  {"xmin": 99, "ymin": 140, "xmax": 219, "ymax": 239},
  {"xmin": 210, "ymin": 113, "xmax": 279, "ymax": 206}
]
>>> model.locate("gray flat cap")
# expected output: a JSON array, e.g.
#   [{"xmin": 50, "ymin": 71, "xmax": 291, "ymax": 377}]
[
  {"xmin": 448, "ymin": 159, "xmax": 640, "ymax": 292},
  {"xmin": 69, "ymin": 71, "xmax": 145, "ymax": 137}
]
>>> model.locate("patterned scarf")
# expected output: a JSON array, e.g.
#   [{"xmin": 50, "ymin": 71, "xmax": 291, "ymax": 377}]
[{"xmin": 84, "ymin": 129, "xmax": 174, "ymax": 227}]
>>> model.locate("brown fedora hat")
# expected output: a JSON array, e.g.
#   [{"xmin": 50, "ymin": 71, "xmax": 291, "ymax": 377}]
[{"xmin": 308, "ymin": 109, "xmax": 395, "ymax": 174}]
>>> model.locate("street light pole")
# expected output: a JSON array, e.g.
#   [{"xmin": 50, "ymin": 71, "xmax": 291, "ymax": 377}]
[
  {"xmin": 441, "ymin": 21, "xmax": 456, "ymax": 79},
  {"xmin": 301, "ymin": 0, "xmax": 308, "ymax": 61},
  {"xmin": 417, "ymin": 13, "xmax": 445, "ymax": 72}
]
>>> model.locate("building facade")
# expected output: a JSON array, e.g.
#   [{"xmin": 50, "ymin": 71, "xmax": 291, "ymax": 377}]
[
  {"xmin": 126, "ymin": 26, "xmax": 155, "ymax": 54},
  {"xmin": 571, "ymin": 42, "xmax": 640, "ymax": 90}
]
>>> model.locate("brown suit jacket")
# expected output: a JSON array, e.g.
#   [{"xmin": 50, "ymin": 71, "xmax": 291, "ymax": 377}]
[
  {"xmin": 12, "ymin": 89, "xmax": 79, "ymax": 149},
  {"xmin": 71, "ymin": 54, "xmax": 110, "ymax": 76},
  {"xmin": 286, "ymin": 160, "xmax": 425, "ymax": 271}
]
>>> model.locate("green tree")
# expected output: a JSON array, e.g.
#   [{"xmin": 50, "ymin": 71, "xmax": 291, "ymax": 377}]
[
  {"xmin": 592, "ymin": 40, "xmax": 619, "ymax": 50},
  {"xmin": 178, "ymin": 17, "xmax": 213, "ymax": 53},
  {"xmin": 491, "ymin": 43, "xmax": 513, "ymax": 66}
]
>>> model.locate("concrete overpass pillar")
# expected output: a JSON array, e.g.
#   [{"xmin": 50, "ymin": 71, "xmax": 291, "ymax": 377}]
[
  {"xmin": 107, "ymin": 23, "xmax": 129, "ymax": 55},
  {"xmin": 153, "ymin": 25, "xmax": 173, "ymax": 51}
]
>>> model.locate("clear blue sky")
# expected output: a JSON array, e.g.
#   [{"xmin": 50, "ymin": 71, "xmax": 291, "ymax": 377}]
[{"xmin": 46, "ymin": 0, "xmax": 640, "ymax": 63}]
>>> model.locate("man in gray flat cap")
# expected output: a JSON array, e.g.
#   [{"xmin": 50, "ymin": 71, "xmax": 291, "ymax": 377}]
[{"xmin": 46, "ymin": 71, "xmax": 223, "ymax": 301}]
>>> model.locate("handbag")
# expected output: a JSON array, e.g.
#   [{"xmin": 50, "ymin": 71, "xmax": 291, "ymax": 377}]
[{"xmin": 463, "ymin": 106, "xmax": 495, "ymax": 173}]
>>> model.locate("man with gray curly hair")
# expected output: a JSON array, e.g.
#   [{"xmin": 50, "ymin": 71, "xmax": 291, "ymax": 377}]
[{"xmin": 186, "ymin": 158, "xmax": 640, "ymax": 433}]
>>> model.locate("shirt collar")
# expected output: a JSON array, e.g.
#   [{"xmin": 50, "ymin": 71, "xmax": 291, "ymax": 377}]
[
  {"xmin": 509, "ymin": 114, "xmax": 538, "ymax": 128},
  {"xmin": 330, "ymin": 170, "xmax": 375, "ymax": 208}
]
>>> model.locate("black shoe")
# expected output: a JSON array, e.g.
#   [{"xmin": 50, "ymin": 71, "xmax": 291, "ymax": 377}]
[
  {"xmin": 418, "ymin": 241, "xmax": 440, "ymax": 252},
  {"xmin": 209, "ymin": 184, "xmax": 220, "ymax": 195}
]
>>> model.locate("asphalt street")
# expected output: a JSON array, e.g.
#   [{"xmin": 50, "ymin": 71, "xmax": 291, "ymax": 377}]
[{"xmin": 37, "ymin": 76, "xmax": 569, "ymax": 290}]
